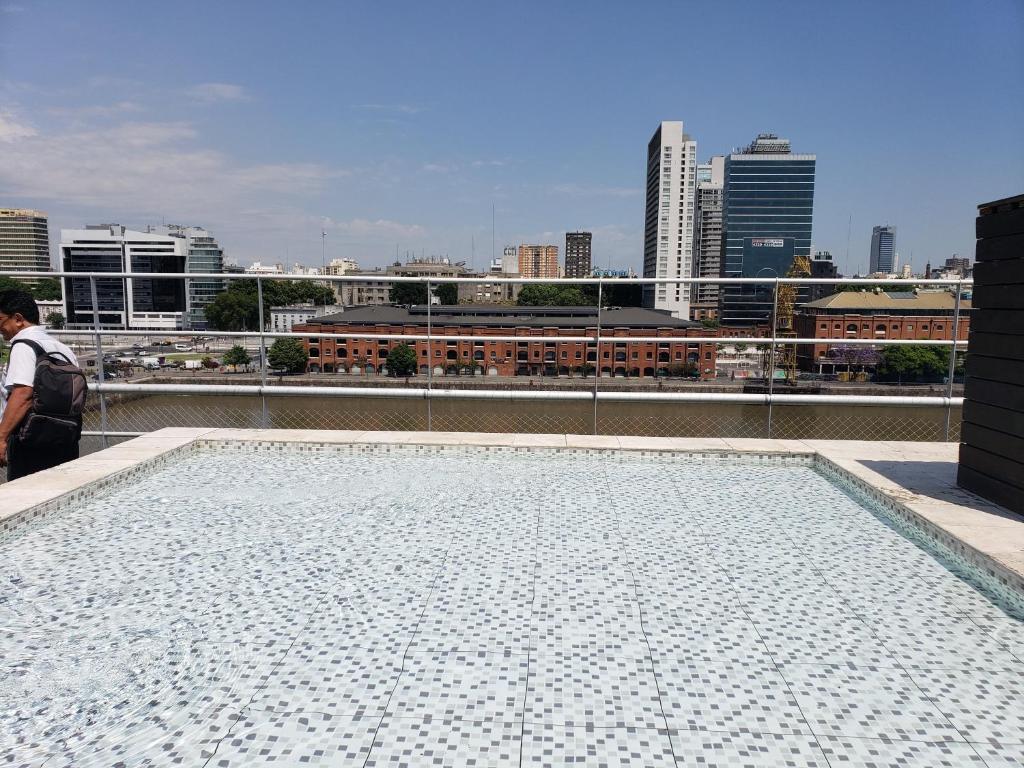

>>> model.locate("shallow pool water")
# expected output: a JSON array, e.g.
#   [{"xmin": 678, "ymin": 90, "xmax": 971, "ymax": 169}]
[{"xmin": 2, "ymin": 444, "xmax": 1023, "ymax": 767}]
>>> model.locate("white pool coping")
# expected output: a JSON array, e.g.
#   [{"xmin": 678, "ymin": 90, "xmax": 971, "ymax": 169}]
[{"xmin": 3, "ymin": 428, "xmax": 1023, "ymax": 600}]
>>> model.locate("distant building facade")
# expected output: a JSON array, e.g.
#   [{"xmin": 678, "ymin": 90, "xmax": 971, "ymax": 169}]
[
  {"xmin": 60, "ymin": 225, "xmax": 187, "ymax": 330},
  {"xmin": 564, "ymin": 232, "xmax": 593, "ymax": 278},
  {"xmin": 794, "ymin": 290, "xmax": 971, "ymax": 373},
  {"xmin": 147, "ymin": 224, "xmax": 225, "ymax": 329},
  {"xmin": 502, "ymin": 246, "xmax": 519, "ymax": 274},
  {"xmin": 693, "ymin": 156, "xmax": 724, "ymax": 320},
  {"xmin": 720, "ymin": 133, "xmax": 816, "ymax": 325},
  {"xmin": 518, "ymin": 245, "xmax": 559, "ymax": 279},
  {"xmin": 270, "ymin": 303, "xmax": 344, "ymax": 333},
  {"xmin": 808, "ymin": 250, "xmax": 840, "ymax": 303},
  {"xmin": 642, "ymin": 121, "xmax": 698, "ymax": 318},
  {"xmin": 869, "ymin": 225, "xmax": 896, "ymax": 274},
  {"xmin": 0, "ymin": 208, "xmax": 51, "ymax": 278},
  {"xmin": 294, "ymin": 304, "xmax": 717, "ymax": 379}
]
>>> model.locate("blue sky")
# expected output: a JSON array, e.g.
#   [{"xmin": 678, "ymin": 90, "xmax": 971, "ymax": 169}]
[{"xmin": 1, "ymin": 0, "xmax": 1021, "ymax": 274}]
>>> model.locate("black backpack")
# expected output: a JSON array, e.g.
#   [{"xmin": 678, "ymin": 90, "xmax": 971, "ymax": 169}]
[{"xmin": 10, "ymin": 338, "xmax": 87, "ymax": 449}]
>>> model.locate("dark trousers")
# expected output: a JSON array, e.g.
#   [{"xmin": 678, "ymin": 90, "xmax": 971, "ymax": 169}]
[{"xmin": 6, "ymin": 436, "xmax": 80, "ymax": 482}]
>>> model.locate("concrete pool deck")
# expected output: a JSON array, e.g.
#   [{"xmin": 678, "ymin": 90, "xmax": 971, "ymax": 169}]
[{"xmin": 3, "ymin": 429, "xmax": 1022, "ymax": 594}]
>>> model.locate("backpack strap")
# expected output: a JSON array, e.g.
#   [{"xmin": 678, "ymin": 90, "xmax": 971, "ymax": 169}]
[{"xmin": 11, "ymin": 338, "xmax": 74, "ymax": 364}]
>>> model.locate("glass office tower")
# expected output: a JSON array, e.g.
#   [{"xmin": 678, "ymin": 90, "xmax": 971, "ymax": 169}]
[{"xmin": 719, "ymin": 134, "xmax": 816, "ymax": 325}]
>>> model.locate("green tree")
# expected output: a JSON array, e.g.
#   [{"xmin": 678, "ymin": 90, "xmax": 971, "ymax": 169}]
[
  {"xmin": 206, "ymin": 289, "xmax": 259, "ymax": 331},
  {"xmin": 875, "ymin": 345, "xmax": 948, "ymax": 383},
  {"xmin": 390, "ymin": 282, "xmax": 429, "ymax": 305},
  {"xmin": 205, "ymin": 279, "xmax": 336, "ymax": 332},
  {"xmin": 267, "ymin": 337, "xmax": 308, "ymax": 373},
  {"xmin": 517, "ymin": 283, "xmax": 587, "ymax": 306},
  {"xmin": 46, "ymin": 311, "xmax": 66, "ymax": 330},
  {"xmin": 435, "ymin": 283, "xmax": 459, "ymax": 305},
  {"xmin": 31, "ymin": 278, "xmax": 63, "ymax": 301},
  {"xmin": 222, "ymin": 344, "xmax": 251, "ymax": 370},
  {"xmin": 386, "ymin": 343, "xmax": 418, "ymax": 376},
  {"xmin": 700, "ymin": 318, "xmax": 721, "ymax": 329}
]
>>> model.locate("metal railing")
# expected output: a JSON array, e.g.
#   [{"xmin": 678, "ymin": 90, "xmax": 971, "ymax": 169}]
[{"xmin": 1, "ymin": 269, "xmax": 970, "ymax": 448}]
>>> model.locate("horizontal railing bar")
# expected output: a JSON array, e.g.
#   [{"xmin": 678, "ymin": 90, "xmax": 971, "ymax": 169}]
[
  {"xmin": 81, "ymin": 431, "xmax": 146, "ymax": 438},
  {"xmin": 54, "ymin": 328, "xmax": 965, "ymax": 347},
  {"xmin": 88, "ymin": 381, "xmax": 963, "ymax": 407},
  {"xmin": 1, "ymin": 269, "xmax": 972, "ymax": 287}
]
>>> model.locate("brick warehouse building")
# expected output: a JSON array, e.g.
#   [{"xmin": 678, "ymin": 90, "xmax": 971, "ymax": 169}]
[
  {"xmin": 294, "ymin": 304, "xmax": 717, "ymax": 379},
  {"xmin": 793, "ymin": 290, "xmax": 971, "ymax": 373}
]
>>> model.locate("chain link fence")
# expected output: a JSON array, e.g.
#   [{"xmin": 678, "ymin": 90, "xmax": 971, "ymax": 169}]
[{"xmin": 79, "ymin": 389, "xmax": 962, "ymax": 452}]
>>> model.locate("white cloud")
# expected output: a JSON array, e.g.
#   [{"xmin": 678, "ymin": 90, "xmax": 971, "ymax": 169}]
[
  {"xmin": 421, "ymin": 163, "xmax": 454, "ymax": 173},
  {"xmin": 0, "ymin": 109, "xmax": 36, "ymax": 141},
  {"xmin": 471, "ymin": 159, "xmax": 507, "ymax": 168},
  {"xmin": 0, "ymin": 116, "xmax": 340, "ymax": 218},
  {"xmin": 1, "ymin": 3, "xmax": 25, "ymax": 13},
  {"xmin": 185, "ymin": 82, "xmax": 251, "ymax": 103}
]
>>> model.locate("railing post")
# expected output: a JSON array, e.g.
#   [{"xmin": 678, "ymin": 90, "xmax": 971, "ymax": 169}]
[
  {"xmin": 426, "ymin": 280, "xmax": 433, "ymax": 431},
  {"xmin": 944, "ymin": 281, "xmax": 963, "ymax": 441},
  {"xmin": 767, "ymin": 278, "xmax": 779, "ymax": 439},
  {"xmin": 593, "ymin": 280, "xmax": 603, "ymax": 435},
  {"xmin": 257, "ymin": 276, "xmax": 268, "ymax": 429},
  {"xmin": 88, "ymin": 276, "xmax": 109, "ymax": 448}
]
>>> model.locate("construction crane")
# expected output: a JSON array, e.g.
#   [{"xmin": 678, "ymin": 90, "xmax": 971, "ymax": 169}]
[{"xmin": 760, "ymin": 254, "xmax": 811, "ymax": 384}]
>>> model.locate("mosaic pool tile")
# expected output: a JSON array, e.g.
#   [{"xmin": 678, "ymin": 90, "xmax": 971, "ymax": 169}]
[
  {"xmin": 779, "ymin": 662, "xmax": 965, "ymax": 742},
  {"xmin": 210, "ymin": 709, "xmax": 381, "ymax": 767},
  {"xmin": 655, "ymin": 660, "xmax": 811, "ymax": 736},
  {"xmin": 3, "ymin": 441, "xmax": 1024, "ymax": 764},
  {"xmin": 522, "ymin": 723, "xmax": 675, "ymax": 766},
  {"xmin": 366, "ymin": 715, "xmax": 522, "ymax": 767},
  {"xmin": 815, "ymin": 735, "xmax": 988, "ymax": 767},
  {"xmin": 911, "ymin": 665, "xmax": 1024, "ymax": 745},
  {"xmin": 384, "ymin": 650, "xmax": 529, "ymax": 722},
  {"xmin": 668, "ymin": 729, "xmax": 829, "ymax": 767},
  {"xmin": 527, "ymin": 648, "xmax": 664, "ymax": 728}
]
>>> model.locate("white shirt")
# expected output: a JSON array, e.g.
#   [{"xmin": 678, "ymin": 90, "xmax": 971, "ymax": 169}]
[{"xmin": 1, "ymin": 325, "xmax": 78, "ymax": 421}]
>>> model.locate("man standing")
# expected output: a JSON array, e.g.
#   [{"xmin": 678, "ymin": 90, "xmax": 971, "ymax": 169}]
[{"xmin": 0, "ymin": 289, "xmax": 81, "ymax": 480}]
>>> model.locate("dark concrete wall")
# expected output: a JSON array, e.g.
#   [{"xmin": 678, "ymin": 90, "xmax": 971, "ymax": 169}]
[{"xmin": 958, "ymin": 194, "xmax": 1024, "ymax": 514}]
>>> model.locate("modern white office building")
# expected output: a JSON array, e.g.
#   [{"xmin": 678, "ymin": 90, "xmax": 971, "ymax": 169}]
[
  {"xmin": 60, "ymin": 225, "xmax": 188, "ymax": 330},
  {"xmin": 642, "ymin": 121, "xmax": 698, "ymax": 318}
]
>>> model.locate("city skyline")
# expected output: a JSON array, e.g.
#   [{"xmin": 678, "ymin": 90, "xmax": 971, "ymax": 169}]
[{"xmin": 1, "ymin": 1, "xmax": 1021, "ymax": 276}]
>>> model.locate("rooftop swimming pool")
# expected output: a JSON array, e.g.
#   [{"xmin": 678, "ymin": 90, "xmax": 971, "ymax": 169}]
[{"xmin": 2, "ymin": 441, "xmax": 1023, "ymax": 767}]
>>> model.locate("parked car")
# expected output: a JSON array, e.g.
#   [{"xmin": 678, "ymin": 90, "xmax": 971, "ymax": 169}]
[{"xmin": 174, "ymin": 343, "xmax": 193, "ymax": 351}]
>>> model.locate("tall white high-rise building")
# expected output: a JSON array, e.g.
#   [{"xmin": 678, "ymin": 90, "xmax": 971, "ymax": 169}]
[{"xmin": 642, "ymin": 121, "xmax": 698, "ymax": 318}]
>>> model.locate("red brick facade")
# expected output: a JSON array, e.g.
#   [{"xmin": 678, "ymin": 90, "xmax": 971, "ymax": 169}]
[{"xmin": 294, "ymin": 321, "xmax": 717, "ymax": 379}]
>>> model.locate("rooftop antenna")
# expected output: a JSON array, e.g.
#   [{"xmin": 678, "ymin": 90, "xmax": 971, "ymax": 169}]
[
  {"xmin": 491, "ymin": 203, "xmax": 495, "ymax": 267},
  {"xmin": 471, "ymin": 235, "xmax": 475, "ymax": 272}
]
